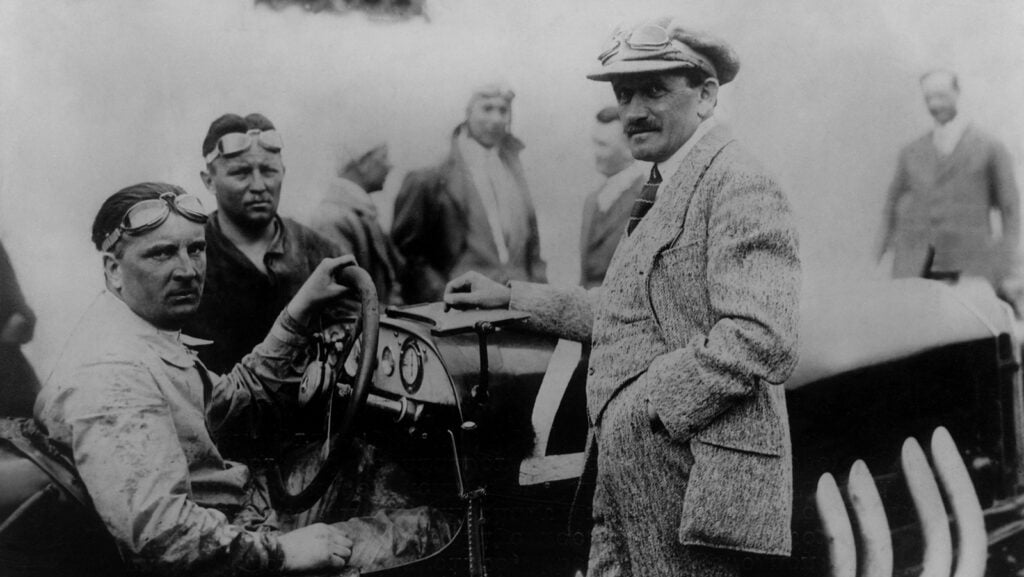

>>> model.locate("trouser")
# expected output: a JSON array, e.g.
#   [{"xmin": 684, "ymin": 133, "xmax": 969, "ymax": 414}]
[
  {"xmin": 586, "ymin": 383, "xmax": 741, "ymax": 577},
  {"xmin": 236, "ymin": 440, "xmax": 454, "ymax": 573}
]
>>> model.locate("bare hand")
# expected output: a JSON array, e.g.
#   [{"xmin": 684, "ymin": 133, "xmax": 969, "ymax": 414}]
[
  {"xmin": 286, "ymin": 256, "xmax": 357, "ymax": 326},
  {"xmin": 0, "ymin": 313, "xmax": 32, "ymax": 345},
  {"xmin": 279, "ymin": 523, "xmax": 353, "ymax": 573},
  {"xmin": 443, "ymin": 272, "xmax": 511, "ymax": 310}
]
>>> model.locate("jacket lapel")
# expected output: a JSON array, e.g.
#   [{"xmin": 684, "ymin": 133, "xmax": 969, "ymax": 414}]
[
  {"xmin": 643, "ymin": 124, "xmax": 736, "ymax": 256},
  {"xmin": 935, "ymin": 125, "xmax": 977, "ymax": 184}
]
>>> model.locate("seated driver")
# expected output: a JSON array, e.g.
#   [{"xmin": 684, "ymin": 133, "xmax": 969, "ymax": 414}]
[{"xmin": 34, "ymin": 182, "xmax": 450, "ymax": 575}]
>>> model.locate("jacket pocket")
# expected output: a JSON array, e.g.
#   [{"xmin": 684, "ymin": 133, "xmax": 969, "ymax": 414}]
[{"xmin": 679, "ymin": 437, "xmax": 792, "ymax": 555}]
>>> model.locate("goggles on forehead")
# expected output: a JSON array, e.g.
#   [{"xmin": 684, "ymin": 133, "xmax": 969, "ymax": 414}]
[
  {"xmin": 101, "ymin": 192, "xmax": 208, "ymax": 252},
  {"xmin": 203, "ymin": 129, "xmax": 283, "ymax": 164},
  {"xmin": 598, "ymin": 24, "xmax": 716, "ymax": 78}
]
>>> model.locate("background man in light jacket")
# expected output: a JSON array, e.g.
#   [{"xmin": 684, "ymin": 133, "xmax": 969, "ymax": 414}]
[{"xmin": 445, "ymin": 17, "xmax": 801, "ymax": 577}]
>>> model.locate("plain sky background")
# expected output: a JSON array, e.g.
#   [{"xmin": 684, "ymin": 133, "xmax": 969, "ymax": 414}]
[{"xmin": 2, "ymin": 0, "xmax": 1023, "ymax": 375}]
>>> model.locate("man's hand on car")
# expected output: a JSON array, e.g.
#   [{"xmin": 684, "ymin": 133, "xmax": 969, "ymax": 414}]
[
  {"xmin": 444, "ymin": 271, "xmax": 511, "ymax": 310},
  {"xmin": 279, "ymin": 523, "xmax": 353, "ymax": 572},
  {"xmin": 286, "ymin": 255, "xmax": 357, "ymax": 326}
]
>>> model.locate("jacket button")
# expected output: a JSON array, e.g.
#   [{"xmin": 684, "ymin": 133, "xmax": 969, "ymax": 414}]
[{"xmin": 587, "ymin": 367, "xmax": 595, "ymax": 376}]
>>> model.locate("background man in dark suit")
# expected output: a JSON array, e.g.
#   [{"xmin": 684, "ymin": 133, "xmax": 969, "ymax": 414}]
[
  {"xmin": 878, "ymin": 69, "xmax": 1020, "ymax": 288},
  {"xmin": 580, "ymin": 106, "xmax": 645, "ymax": 289},
  {"xmin": 444, "ymin": 16, "xmax": 800, "ymax": 577},
  {"xmin": 185, "ymin": 113, "xmax": 341, "ymax": 374},
  {"xmin": 391, "ymin": 83, "xmax": 547, "ymax": 303}
]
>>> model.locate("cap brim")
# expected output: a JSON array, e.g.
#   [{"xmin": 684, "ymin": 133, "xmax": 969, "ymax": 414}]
[{"xmin": 586, "ymin": 59, "xmax": 698, "ymax": 81}]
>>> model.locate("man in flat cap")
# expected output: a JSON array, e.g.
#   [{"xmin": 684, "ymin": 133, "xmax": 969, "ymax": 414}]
[
  {"xmin": 444, "ymin": 16, "xmax": 800, "ymax": 576},
  {"xmin": 311, "ymin": 137, "xmax": 403, "ymax": 305},
  {"xmin": 391, "ymin": 83, "xmax": 547, "ymax": 304},
  {"xmin": 185, "ymin": 113, "xmax": 342, "ymax": 375},
  {"xmin": 878, "ymin": 70, "xmax": 1020, "ymax": 294}
]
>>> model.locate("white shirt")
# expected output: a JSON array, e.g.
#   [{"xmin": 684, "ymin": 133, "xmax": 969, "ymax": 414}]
[
  {"xmin": 596, "ymin": 162, "xmax": 647, "ymax": 212},
  {"xmin": 458, "ymin": 132, "xmax": 519, "ymax": 263},
  {"xmin": 654, "ymin": 116, "xmax": 718, "ymax": 184},
  {"xmin": 932, "ymin": 114, "xmax": 968, "ymax": 157}
]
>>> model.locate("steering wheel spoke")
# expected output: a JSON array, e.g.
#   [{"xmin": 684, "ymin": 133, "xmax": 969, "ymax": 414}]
[{"xmin": 269, "ymin": 266, "xmax": 380, "ymax": 513}]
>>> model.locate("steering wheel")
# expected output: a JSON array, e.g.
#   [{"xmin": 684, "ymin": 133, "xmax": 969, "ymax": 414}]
[{"xmin": 268, "ymin": 265, "xmax": 380, "ymax": 513}]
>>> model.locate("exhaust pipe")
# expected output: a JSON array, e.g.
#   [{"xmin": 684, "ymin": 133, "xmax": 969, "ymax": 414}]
[
  {"xmin": 816, "ymin": 472, "xmax": 857, "ymax": 577},
  {"xmin": 847, "ymin": 460, "xmax": 893, "ymax": 577}
]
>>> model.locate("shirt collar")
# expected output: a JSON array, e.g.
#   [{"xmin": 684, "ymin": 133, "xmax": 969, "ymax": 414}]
[
  {"xmin": 97, "ymin": 291, "xmax": 198, "ymax": 368},
  {"xmin": 933, "ymin": 114, "xmax": 969, "ymax": 153},
  {"xmin": 655, "ymin": 116, "xmax": 717, "ymax": 183},
  {"xmin": 458, "ymin": 128, "xmax": 500, "ymax": 167}
]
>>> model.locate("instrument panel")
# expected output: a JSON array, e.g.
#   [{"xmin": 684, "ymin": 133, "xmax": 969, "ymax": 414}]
[{"xmin": 365, "ymin": 323, "xmax": 458, "ymax": 406}]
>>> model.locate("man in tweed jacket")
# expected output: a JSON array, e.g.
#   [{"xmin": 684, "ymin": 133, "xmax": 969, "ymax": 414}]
[{"xmin": 445, "ymin": 17, "xmax": 801, "ymax": 577}]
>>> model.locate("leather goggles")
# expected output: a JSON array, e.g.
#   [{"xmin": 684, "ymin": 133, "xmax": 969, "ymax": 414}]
[
  {"xmin": 101, "ymin": 193, "xmax": 208, "ymax": 252},
  {"xmin": 204, "ymin": 129, "xmax": 283, "ymax": 164}
]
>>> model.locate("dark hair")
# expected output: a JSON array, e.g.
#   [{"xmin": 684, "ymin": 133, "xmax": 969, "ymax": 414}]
[
  {"xmin": 595, "ymin": 106, "xmax": 621, "ymax": 124},
  {"xmin": 920, "ymin": 69, "xmax": 960, "ymax": 92},
  {"xmin": 91, "ymin": 182, "xmax": 188, "ymax": 253},
  {"xmin": 201, "ymin": 112, "xmax": 276, "ymax": 158}
]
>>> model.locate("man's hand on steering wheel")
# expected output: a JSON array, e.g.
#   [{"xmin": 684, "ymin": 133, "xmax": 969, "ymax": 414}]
[{"xmin": 286, "ymin": 255, "xmax": 357, "ymax": 326}]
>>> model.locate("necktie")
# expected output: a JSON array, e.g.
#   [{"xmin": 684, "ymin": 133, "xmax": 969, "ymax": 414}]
[{"xmin": 626, "ymin": 164, "xmax": 662, "ymax": 235}]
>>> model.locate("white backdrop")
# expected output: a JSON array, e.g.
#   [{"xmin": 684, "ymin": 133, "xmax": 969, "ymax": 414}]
[{"xmin": 2, "ymin": 0, "xmax": 1023, "ymax": 376}]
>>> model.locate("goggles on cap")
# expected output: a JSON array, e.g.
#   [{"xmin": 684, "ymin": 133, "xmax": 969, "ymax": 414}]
[
  {"xmin": 101, "ymin": 192, "xmax": 208, "ymax": 252},
  {"xmin": 598, "ymin": 24, "xmax": 716, "ymax": 78},
  {"xmin": 204, "ymin": 128, "xmax": 283, "ymax": 164}
]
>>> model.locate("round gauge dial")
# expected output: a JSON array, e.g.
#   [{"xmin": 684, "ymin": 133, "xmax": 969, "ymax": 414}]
[
  {"xmin": 380, "ymin": 346, "xmax": 395, "ymax": 377},
  {"xmin": 399, "ymin": 339, "xmax": 424, "ymax": 394}
]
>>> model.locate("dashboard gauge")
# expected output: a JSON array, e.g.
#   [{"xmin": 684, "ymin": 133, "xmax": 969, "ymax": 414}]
[
  {"xmin": 380, "ymin": 346, "xmax": 395, "ymax": 377},
  {"xmin": 399, "ymin": 339, "xmax": 424, "ymax": 394}
]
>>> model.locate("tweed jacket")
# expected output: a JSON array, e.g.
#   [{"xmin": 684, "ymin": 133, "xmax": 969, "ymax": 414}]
[
  {"xmin": 392, "ymin": 125, "xmax": 547, "ymax": 303},
  {"xmin": 510, "ymin": 124, "xmax": 801, "ymax": 555},
  {"xmin": 579, "ymin": 170, "xmax": 644, "ymax": 288},
  {"xmin": 880, "ymin": 125, "xmax": 1020, "ymax": 282}
]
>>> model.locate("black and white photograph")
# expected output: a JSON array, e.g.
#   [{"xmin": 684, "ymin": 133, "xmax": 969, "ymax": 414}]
[{"xmin": 1, "ymin": 0, "xmax": 1023, "ymax": 575}]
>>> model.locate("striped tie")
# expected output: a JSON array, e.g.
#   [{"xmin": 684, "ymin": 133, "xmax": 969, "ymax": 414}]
[{"xmin": 626, "ymin": 164, "xmax": 662, "ymax": 235}]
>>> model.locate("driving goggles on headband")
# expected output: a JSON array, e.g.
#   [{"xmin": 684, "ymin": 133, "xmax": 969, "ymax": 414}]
[
  {"xmin": 599, "ymin": 24, "xmax": 675, "ymax": 63},
  {"xmin": 204, "ymin": 129, "xmax": 283, "ymax": 164},
  {"xmin": 598, "ymin": 24, "xmax": 715, "ymax": 79},
  {"xmin": 101, "ymin": 192, "xmax": 208, "ymax": 252}
]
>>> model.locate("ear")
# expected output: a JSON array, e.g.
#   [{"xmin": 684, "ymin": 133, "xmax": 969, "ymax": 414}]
[
  {"xmin": 200, "ymin": 168, "xmax": 215, "ymax": 193},
  {"xmin": 697, "ymin": 78, "xmax": 720, "ymax": 119},
  {"xmin": 103, "ymin": 252, "xmax": 124, "ymax": 293}
]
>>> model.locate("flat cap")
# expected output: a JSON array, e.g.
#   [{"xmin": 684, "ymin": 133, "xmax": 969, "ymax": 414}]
[{"xmin": 587, "ymin": 17, "xmax": 740, "ymax": 84}]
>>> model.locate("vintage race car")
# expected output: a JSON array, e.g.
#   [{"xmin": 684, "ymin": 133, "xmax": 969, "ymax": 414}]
[{"xmin": 2, "ymin": 271, "xmax": 1023, "ymax": 576}]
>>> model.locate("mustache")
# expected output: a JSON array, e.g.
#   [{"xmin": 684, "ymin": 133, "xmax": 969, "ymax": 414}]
[{"xmin": 624, "ymin": 119, "xmax": 660, "ymax": 135}]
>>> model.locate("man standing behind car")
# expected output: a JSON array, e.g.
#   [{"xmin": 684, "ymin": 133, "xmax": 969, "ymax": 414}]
[
  {"xmin": 185, "ymin": 113, "xmax": 341, "ymax": 374},
  {"xmin": 391, "ymin": 83, "xmax": 547, "ymax": 303},
  {"xmin": 310, "ymin": 138, "xmax": 403, "ymax": 305},
  {"xmin": 444, "ymin": 17, "xmax": 800, "ymax": 576},
  {"xmin": 878, "ymin": 70, "xmax": 1020, "ymax": 289},
  {"xmin": 580, "ymin": 105, "xmax": 646, "ymax": 289}
]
